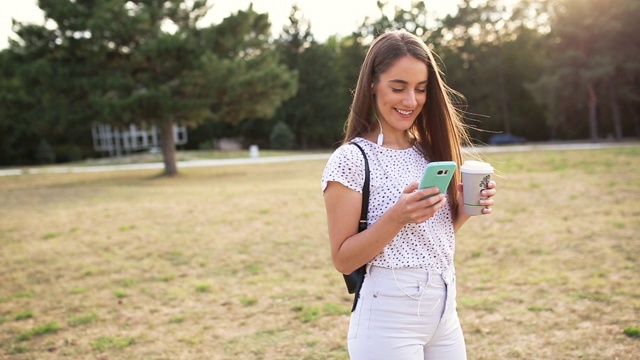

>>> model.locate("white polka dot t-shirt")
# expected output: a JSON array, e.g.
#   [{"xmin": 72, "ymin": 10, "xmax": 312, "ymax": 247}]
[{"xmin": 321, "ymin": 137, "xmax": 456, "ymax": 273}]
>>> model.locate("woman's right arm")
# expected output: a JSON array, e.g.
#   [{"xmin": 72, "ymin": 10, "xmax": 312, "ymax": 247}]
[{"xmin": 324, "ymin": 181, "xmax": 445, "ymax": 274}]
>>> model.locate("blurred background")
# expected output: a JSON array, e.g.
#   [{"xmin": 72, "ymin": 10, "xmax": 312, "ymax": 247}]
[{"xmin": 0, "ymin": 0, "xmax": 638, "ymax": 171}]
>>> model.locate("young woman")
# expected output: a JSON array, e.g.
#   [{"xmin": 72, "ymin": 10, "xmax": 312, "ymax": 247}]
[{"xmin": 321, "ymin": 30, "xmax": 497, "ymax": 359}]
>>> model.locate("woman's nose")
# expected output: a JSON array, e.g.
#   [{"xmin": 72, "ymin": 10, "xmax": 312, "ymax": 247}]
[{"xmin": 403, "ymin": 91, "xmax": 417, "ymax": 107}]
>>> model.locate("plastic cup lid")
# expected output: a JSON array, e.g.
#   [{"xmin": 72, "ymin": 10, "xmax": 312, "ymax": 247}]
[{"xmin": 460, "ymin": 160, "xmax": 494, "ymax": 174}]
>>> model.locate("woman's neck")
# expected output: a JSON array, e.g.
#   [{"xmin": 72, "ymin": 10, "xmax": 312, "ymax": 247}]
[{"xmin": 363, "ymin": 130, "xmax": 413, "ymax": 150}]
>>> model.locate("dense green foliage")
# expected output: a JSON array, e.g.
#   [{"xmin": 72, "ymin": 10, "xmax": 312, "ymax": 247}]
[
  {"xmin": 0, "ymin": 0, "xmax": 638, "ymax": 169},
  {"xmin": 269, "ymin": 121, "xmax": 295, "ymax": 150}
]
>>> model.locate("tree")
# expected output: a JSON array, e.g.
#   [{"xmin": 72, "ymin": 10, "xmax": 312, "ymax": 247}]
[
  {"xmin": 3, "ymin": 1, "xmax": 297, "ymax": 174},
  {"xmin": 0, "ymin": 49, "xmax": 39, "ymax": 165},
  {"xmin": 0, "ymin": 12, "xmax": 101, "ymax": 165},
  {"xmin": 354, "ymin": 0, "xmax": 438, "ymax": 41},
  {"xmin": 433, "ymin": 0, "xmax": 549, "ymax": 143},
  {"xmin": 530, "ymin": 0, "xmax": 640, "ymax": 141},
  {"xmin": 273, "ymin": 5, "xmax": 345, "ymax": 149},
  {"xmin": 269, "ymin": 121, "xmax": 294, "ymax": 149}
]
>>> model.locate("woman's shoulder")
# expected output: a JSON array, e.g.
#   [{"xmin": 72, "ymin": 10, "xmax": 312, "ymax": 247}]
[
  {"xmin": 330, "ymin": 137, "xmax": 374, "ymax": 160},
  {"xmin": 323, "ymin": 138, "xmax": 372, "ymax": 179},
  {"xmin": 322, "ymin": 138, "xmax": 371, "ymax": 193}
]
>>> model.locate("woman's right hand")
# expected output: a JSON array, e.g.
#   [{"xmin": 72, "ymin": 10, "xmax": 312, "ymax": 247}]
[
  {"xmin": 324, "ymin": 181, "xmax": 444, "ymax": 274},
  {"xmin": 388, "ymin": 182, "xmax": 446, "ymax": 225}
]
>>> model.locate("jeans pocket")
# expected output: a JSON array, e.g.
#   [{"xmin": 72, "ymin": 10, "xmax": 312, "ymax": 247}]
[{"xmin": 372, "ymin": 276, "xmax": 423, "ymax": 299}]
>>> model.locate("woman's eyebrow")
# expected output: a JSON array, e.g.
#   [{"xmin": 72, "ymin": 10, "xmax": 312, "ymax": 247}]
[{"xmin": 388, "ymin": 79, "xmax": 429, "ymax": 85}]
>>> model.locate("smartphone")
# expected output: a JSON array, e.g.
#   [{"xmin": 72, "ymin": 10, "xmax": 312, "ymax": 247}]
[{"xmin": 419, "ymin": 161, "xmax": 457, "ymax": 195}]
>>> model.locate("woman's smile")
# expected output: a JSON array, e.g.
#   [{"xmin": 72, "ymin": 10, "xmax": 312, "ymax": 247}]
[{"xmin": 395, "ymin": 108, "xmax": 414, "ymax": 117}]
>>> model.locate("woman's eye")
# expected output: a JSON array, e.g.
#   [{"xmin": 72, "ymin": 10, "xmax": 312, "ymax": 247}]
[
  {"xmin": 391, "ymin": 88, "xmax": 404, "ymax": 93},
  {"xmin": 416, "ymin": 88, "xmax": 427, "ymax": 93}
]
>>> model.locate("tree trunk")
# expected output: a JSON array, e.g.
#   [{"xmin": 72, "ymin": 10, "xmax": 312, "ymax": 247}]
[
  {"xmin": 160, "ymin": 118, "xmax": 178, "ymax": 176},
  {"xmin": 608, "ymin": 83, "xmax": 622, "ymax": 140},
  {"xmin": 587, "ymin": 83, "xmax": 598, "ymax": 142},
  {"xmin": 629, "ymin": 103, "xmax": 640, "ymax": 137}
]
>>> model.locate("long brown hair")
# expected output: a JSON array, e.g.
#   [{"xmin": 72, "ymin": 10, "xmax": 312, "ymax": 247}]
[{"xmin": 343, "ymin": 29, "xmax": 472, "ymax": 220}]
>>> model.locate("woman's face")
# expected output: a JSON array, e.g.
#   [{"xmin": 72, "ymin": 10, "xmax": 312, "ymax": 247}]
[{"xmin": 373, "ymin": 55, "xmax": 428, "ymax": 134}]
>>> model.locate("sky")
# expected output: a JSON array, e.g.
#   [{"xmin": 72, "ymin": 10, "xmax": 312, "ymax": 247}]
[{"xmin": 0, "ymin": 0, "xmax": 459, "ymax": 49}]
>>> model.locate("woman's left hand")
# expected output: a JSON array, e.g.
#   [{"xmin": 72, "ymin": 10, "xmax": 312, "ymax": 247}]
[
  {"xmin": 478, "ymin": 180, "xmax": 497, "ymax": 214},
  {"xmin": 456, "ymin": 180, "xmax": 497, "ymax": 215}
]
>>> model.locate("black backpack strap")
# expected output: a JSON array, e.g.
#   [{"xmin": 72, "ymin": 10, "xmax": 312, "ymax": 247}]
[
  {"xmin": 347, "ymin": 141, "xmax": 369, "ymax": 312},
  {"xmin": 349, "ymin": 142, "xmax": 369, "ymax": 233}
]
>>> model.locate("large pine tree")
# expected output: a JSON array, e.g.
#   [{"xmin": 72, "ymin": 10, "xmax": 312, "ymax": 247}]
[{"xmin": 2, "ymin": 0, "xmax": 297, "ymax": 174}]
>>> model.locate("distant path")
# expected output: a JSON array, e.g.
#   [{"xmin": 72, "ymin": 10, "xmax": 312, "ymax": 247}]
[
  {"xmin": 467, "ymin": 141, "xmax": 638, "ymax": 153},
  {"xmin": 0, "ymin": 142, "xmax": 637, "ymax": 177},
  {"xmin": 0, "ymin": 154, "xmax": 332, "ymax": 177}
]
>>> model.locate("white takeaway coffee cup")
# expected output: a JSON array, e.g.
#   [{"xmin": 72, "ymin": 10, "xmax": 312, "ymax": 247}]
[{"xmin": 461, "ymin": 160, "xmax": 494, "ymax": 215}]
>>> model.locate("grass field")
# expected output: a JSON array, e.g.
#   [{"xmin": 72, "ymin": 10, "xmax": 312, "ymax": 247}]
[{"xmin": 1, "ymin": 145, "xmax": 639, "ymax": 359}]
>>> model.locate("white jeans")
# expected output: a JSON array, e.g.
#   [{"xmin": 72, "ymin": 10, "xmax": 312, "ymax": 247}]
[{"xmin": 347, "ymin": 266, "xmax": 467, "ymax": 360}]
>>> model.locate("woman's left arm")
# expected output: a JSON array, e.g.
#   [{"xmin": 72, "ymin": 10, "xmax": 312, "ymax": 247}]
[{"xmin": 453, "ymin": 180, "xmax": 497, "ymax": 233}]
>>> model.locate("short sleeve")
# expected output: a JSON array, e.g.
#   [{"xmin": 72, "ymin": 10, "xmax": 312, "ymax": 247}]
[{"xmin": 321, "ymin": 144, "xmax": 366, "ymax": 194}]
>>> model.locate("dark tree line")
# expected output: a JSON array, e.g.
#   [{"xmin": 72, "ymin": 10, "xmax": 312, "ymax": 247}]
[{"xmin": 1, "ymin": 0, "xmax": 638, "ymax": 173}]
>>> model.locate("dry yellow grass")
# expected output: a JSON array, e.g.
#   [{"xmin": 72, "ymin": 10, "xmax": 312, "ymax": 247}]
[{"xmin": 1, "ymin": 145, "xmax": 639, "ymax": 359}]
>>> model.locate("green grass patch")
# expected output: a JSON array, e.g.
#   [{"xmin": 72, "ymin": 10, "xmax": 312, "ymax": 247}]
[
  {"xmin": 14, "ymin": 310, "xmax": 34, "ymax": 321},
  {"xmin": 160, "ymin": 250, "xmax": 190, "ymax": 266},
  {"xmin": 118, "ymin": 279, "xmax": 136, "ymax": 288},
  {"xmin": 91, "ymin": 336, "xmax": 135, "ymax": 351},
  {"xmin": 17, "ymin": 321, "xmax": 60, "ymax": 341},
  {"xmin": 118, "ymin": 224, "xmax": 136, "ymax": 231},
  {"xmin": 459, "ymin": 296, "xmax": 498, "ymax": 312},
  {"xmin": 194, "ymin": 283, "xmax": 211, "ymax": 293},
  {"xmin": 240, "ymin": 297, "xmax": 258, "ymax": 307},
  {"xmin": 14, "ymin": 290, "xmax": 35, "ymax": 298},
  {"xmin": 323, "ymin": 302, "xmax": 350, "ymax": 316},
  {"xmin": 527, "ymin": 306, "xmax": 553, "ymax": 312},
  {"xmin": 573, "ymin": 292, "xmax": 611, "ymax": 302},
  {"xmin": 68, "ymin": 312, "xmax": 98, "ymax": 327},
  {"xmin": 623, "ymin": 326, "xmax": 640, "ymax": 338},
  {"xmin": 169, "ymin": 316, "xmax": 186, "ymax": 324},
  {"xmin": 158, "ymin": 274, "xmax": 176, "ymax": 282},
  {"xmin": 292, "ymin": 305, "xmax": 322, "ymax": 323},
  {"xmin": 69, "ymin": 287, "xmax": 88, "ymax": 294},
  {"xmin": 9, "ymin": 344, "xmax": 30, "ymax": 354},
  {"xmin": 244, "ymin": 263, "xmax": 263, "ymax": 275},
  {"xmin": 82, "ymin": 269, "xmax": 94, "ymax": 277},
  {"xmin": 113, "ymin": 289, "xmax": 127, "ymax": 298}
]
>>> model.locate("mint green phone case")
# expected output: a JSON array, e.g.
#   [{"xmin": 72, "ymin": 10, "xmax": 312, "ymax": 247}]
[{"xmin": 419, "ymin": 161, "xmax": 457, "ymax": 194}]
